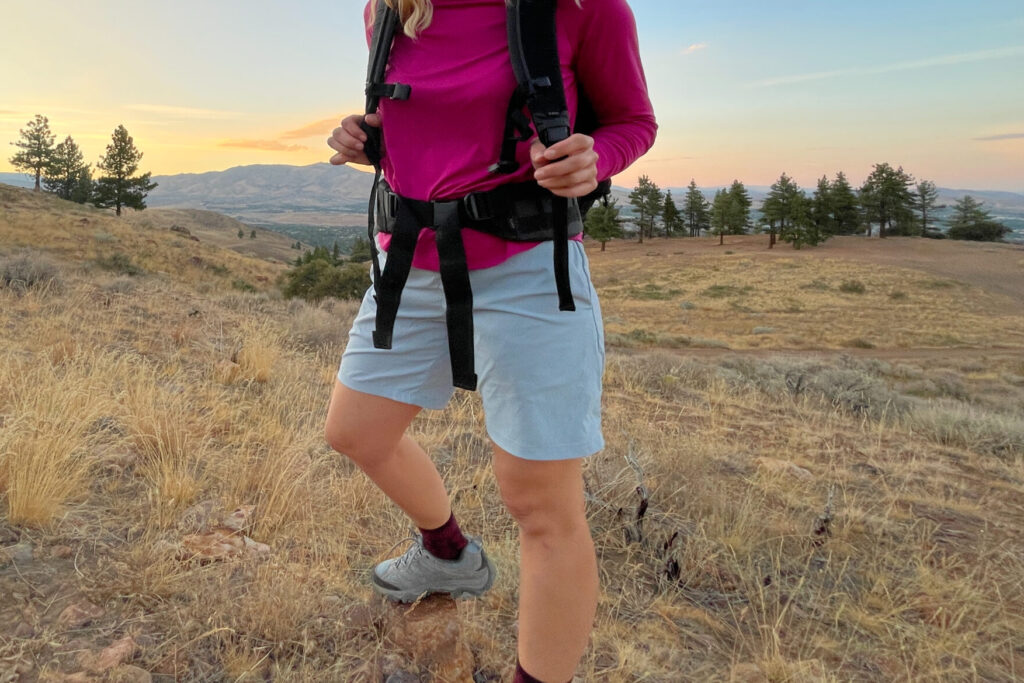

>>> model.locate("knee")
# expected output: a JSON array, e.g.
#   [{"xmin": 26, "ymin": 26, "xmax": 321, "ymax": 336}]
[
  {"xmin": 499, "ymin": 484, "xmax": 587, "ymax": 541},
  {"xmin": 324, "ymin": 420, "xmax": 377, "ymax": 466}
]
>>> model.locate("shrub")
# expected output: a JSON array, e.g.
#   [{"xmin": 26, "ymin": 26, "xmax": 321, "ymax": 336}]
[
  {"xmin": 838, "ymin": 280, "xmax": 866, "ymax": 294},
  {"xmin": 95, "ymin": 252, "xmax": 143, "ymax": 276},
  {"xmin": 1, "ymin": 252, "xmax": 63, "ymax": 294},
  {"xmin": 280, "ymin": 260, "xmax": 369, "ymax": 303}
]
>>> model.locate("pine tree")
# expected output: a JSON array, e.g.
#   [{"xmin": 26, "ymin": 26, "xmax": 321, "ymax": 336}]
[
  {"xmin": 8, "ymin": 114, "xmax": 56, "ymax": 192},
  {"xmin": 859, "ymin": 163, "xmax": 915, "ymax": 238},
  {"xmin": 725, "ymin": 180, "xmax": 751, "ymax": 234},
  {"xmin": 682, "ymin": 179, "xmax": 710, "ymax": 237},
  {"xmin": 807, "ymin": 175, "xmax": 835, "ymax": 242},
  {"xmin": 914, "ymin": 180, "xmax": 940, "ymax": 237},
  {"xmin": 760, "ymin": 173, "xmax": 804, "ymax": 249},
  {"xmin": 710, "ymin": 189, "xmax": 730, "ymax": 245},
  {"xmin": 43, "ymin": 136, "xmax": 92, "ymax": 202},
  {"xmin": 93, "ymin": 125, "xmax": 157, "ymax": 216},
  {"xmin": 584, "ymin": 197, "xmax": 624, "ymax": 251},
  {"xmin": 831, "ymin": 172, "xmax": 861, "ymax": 235},
  {"xmin": 250, "ymin": 230, "xmax": 256, "ymax": 239},
  {"xmin": 946, "ymin": 195, "xmax": 1009, "ymax": 241},
  {"xmin": 628, "ymin": 175, "xmax": 662, "ymax": 242},
  {"xmin": 662, "ymin": 190, "xmax": 684, "ymax": 237}
]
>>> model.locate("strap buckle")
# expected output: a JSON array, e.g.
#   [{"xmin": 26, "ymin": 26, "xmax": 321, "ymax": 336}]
[{"xmin": 462, "ymin": 192, "xmax": 493, "ymax": 222}]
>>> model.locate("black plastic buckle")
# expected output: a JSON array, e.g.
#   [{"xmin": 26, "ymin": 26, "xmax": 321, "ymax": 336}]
[
  {"xmin": 488, "ymin": 160, "xmax": 519, "ymax": 175},
  {"xmin": 462, "ymin": 192, "xmax": 492, "ymax": 222}
]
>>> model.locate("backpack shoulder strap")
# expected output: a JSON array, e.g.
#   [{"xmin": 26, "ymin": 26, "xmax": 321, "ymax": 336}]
[{"xmin": 505, "ymin": 0, "xmax": 570, "ymax": 148}]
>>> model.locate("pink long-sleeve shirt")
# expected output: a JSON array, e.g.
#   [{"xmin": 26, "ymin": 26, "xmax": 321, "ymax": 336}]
[{"xmin": 366, "ymin": 0, "xmax": 657, "ymax": 270}]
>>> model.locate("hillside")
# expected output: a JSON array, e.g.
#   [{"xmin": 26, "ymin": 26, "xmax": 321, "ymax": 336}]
[{"xmin": 2, "ymin": 193, "xmax": 1023, "ymax": 681}]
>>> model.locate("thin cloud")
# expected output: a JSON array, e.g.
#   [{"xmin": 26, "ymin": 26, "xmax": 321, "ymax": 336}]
[
  {"xmin": 752, "ymin": 45, "xmax": 1024, "ymax": 87},
  {"xmin": 682, "ymin": 43, "xmax": 708, "ymax": 55},
  {"xmin": 974, "ymin": 132, "xmax": 1024, "ymax": 141},
  {"xmin": 281, "ymin": 118, "xmax": 339, "ymax": 139},
  {"xmin": 128, "ymin": 104, "xmax": 242, "ymax": 119},
  {"xmin": 219, "ymin": 139, "xmax": 307, "ymax": 152}
]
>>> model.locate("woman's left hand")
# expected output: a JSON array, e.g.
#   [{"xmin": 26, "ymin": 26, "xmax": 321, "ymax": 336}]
[{"xmin": 530, "ymin": 134, "xmax": 599, "ymax": 198}]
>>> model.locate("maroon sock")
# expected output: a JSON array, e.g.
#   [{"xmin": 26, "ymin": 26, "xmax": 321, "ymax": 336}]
[
  {"xmin": 419, "ymin": 512, "xmax": 468, "ymax": 560},
  {"xmin": 514, "ymin": 660, "xmax": 570, "ymax": 683}
]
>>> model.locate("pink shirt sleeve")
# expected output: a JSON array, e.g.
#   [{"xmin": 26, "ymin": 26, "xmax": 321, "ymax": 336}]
[{"xmin": 565, "ymin": 0, "xmax": 658, "ymax": 181}]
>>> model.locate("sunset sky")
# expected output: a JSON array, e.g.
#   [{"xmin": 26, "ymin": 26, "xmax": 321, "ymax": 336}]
[{"xmin": 2, "ymin": 0, "xmax": 1022, "ymax": 191}]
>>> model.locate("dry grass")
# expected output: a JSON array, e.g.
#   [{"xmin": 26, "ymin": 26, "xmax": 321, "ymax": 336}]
[{"xmin": 2, "ymin": 197, "xmax": 1024, "ymax": 681}]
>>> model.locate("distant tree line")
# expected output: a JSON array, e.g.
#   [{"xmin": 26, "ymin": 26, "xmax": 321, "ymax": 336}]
[
  {"xmin": 587, "ymin": 164, "xmax": 1012, "ymax": 249},
  {"xmin": 7, "ymin": 114, "xmax": 156, "ymax": 216}
]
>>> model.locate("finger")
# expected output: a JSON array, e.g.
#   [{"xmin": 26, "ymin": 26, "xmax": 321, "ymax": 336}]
[
  {"xmin": 327, "ymin": 134, "xmax": 363, "ymax": 156},
  {"xmin": 539, "ymin": 169, "xmax": 597, "ymax": 193},
  {"xmin": 543, "ymin": 133, "xmax": 593, "ymax": 160},
  {"xmin": 341, "ymin": 116, "xmax": 368, "ymax": 142},
  {"xmin": 541, "ymin": 178, "xmax": 599, "ymax": 198},
  {"xmin": 364, "ymin": 112, "xmax": 381, "ymax": 128},
  {"xmin": 529, "ymin": 139, "xmax": 549, "ymax": 169},
  {"xmin": 534, "ymin": 150, "xmax": 598, "ymax": 181}
]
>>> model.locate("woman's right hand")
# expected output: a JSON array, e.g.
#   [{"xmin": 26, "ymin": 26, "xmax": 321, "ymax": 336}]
[{"xmin": 328, "ymin": 113, "xmax": 380, "ymax": 166}]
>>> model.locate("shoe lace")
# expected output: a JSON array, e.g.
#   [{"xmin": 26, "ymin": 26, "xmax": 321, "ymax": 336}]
[{"xmin": 387, "ymin": 534, "xmax": 425, "ymax": 571}]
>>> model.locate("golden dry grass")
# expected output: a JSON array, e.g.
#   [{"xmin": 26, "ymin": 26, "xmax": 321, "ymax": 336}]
[{"xmin": 2, "ymin": 194, "xmax": 1024, "ymax": 681}]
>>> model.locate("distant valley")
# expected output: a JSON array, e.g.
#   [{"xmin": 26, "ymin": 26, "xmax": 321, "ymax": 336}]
[{"xmin": 4, "ymin": 165, "xmax": 1023, "ymax": 245}]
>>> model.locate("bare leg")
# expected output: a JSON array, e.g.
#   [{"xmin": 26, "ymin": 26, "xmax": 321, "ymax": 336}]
[
  {"xmin": 493, "ymin": 445, "xmax": 598, "ymax": 682},
  {"xmin": 325, "ymin": 380, "xmax": 451, "ymax": 529}
]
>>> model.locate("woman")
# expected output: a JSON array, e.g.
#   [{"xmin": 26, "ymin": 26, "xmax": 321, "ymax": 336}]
[{"xmin": 324, "ymin": 1, "xmax": 655, "ymax": 681}]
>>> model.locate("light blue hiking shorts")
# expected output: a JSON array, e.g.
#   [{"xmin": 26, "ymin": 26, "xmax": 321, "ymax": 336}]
[{"xmin": 338, "ymin": 239, "xmax": 605, "ymax": 461}]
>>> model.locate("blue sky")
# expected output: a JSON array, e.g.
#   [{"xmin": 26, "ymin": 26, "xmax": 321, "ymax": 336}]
[{"xmin": 1, "ymin": 0, "xmax": 1022, "ymax": 190}]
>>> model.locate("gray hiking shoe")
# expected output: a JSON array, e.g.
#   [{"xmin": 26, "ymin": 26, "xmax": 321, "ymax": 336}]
[{"xmin": 371, "ymin": 536, "xmax": 496, "ymax": 603}]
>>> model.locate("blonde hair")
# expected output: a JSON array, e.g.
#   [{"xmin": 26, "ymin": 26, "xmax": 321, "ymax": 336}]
[{"xmin": 383, "ymin": 0, "xmax": 582, "ymax": 39}]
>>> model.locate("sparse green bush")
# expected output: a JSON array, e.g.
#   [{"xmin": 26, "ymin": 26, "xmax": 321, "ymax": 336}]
[
  {"xmin": 93, "ymin": 230, "xmax": 117, "ymax": 244},
  {"xmin": 281, "ymin": 260, "xmax": 369, "ymax": 303},
  {"xmin": 716, "ymin": 356, "xmax": 909, "ymax": 420},
  {"xmin": 702, "ymin": 284, "xmax": 752, "ymax": 298},
  {"xmin": 95, "ymin": 252, "xmax": 142, "ymax": 276},
  {"xmin": 889, "ymin": 290, "xmax": 908, "ymax": 300},
  {"xmin": 838, "ymin": 280, "xmax": 866, "ymax": 294},
  {"xmin": 908, "ymin": 402, "xmax": 1024, "ymax": 458},
  {"xmin": 1, "ymin": 252, "xmax": 63, "ymax": 294}
]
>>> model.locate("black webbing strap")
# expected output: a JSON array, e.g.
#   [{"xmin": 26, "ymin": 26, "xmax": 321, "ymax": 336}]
[
  {"xmin": 372, "ymin": 199, "xmax": 420, "ymax": 350},
  {"xmin": 507, "ymin": 0, "xmax": 575, "ymax": 311},
  {"xmin": 434, "ymin": 202, "xmax": 478, "ymax": 391},
  {"xmin": 362, "ymin": 0, "xmax": 411, "ymax": 338}
]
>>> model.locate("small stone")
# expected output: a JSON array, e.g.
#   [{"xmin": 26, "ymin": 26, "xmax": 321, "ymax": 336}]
[
  {"xmin": 342, "ymin": 604, "xmax": 379, "ymax": 631},
  {"xmin": 754, "ymin": 457, "xmax": 812, "ymax": 480},
  {"xmin": 51, "ymin": 545, "xmax": 74, "ymax": 559},
  {"xmin": 58, "ymin": 601, "xmax": 105, "ymax": 629},
  {"xmin": 1, "ymin": 541, "xmax": 34, "ymax": 563},
  {"xmin": 14, "ymin": 621, "xmax": 36, "ymax": 638},
  {"xmin": 80, "ymin": 635, "xmax": 137, "ymax": 673},
  {"xmin": 110, "ymin": 665, "xmax": 152, "ymax": 683},
  {"xmin": 223, "ymin": 505, "xmax": 255, "ymax": 532}
]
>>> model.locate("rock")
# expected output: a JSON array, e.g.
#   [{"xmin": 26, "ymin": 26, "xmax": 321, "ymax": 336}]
[
  {"xmin": 79, "ymin": 635, "xmax": 137, "ymax": 673},
  {"xmin": 349, "ymin": 660, "xmax": 382, "ymax": 683},
  {"xmin": 1, "ymin": 541, "xmax": 34, "ymax": 564},
  {"xmin": 178, "ymin": 499, "xmax": 221, "ymax": 532},
  {"xmin": 752, "ymin": 326, "xmax": 776, "ymax": 335},
  {"xmin": 223, "ymin": 505, "xmax": 255, "ymax": 532},
  {"xmin": 180, "ymin": 527, "xmax": 269, "ymax": 561},
  {"xmin": 51, "ymin": 545, "xmax": 74, "ymax": 559},
  {"xmin": 680, "ymin": 301, "xmax": 696, "ymax": 310},
  {"xmin": 110, "ymin": 665, "xmax": 152, "ymax": 683},
  {"xmin": 384, "ymin": 596, "xmax": 474, "ymax": 678},
  {"xmin": 342, "ymin": 603, "xmax": 379, "ymax": 631},
  {"xmin": 57, "ymin": 601, "xmax": 105, "ymax": 629},
  {"xmin": 754, "ymin": 457, "xmax": 812, "ymax": 480}
]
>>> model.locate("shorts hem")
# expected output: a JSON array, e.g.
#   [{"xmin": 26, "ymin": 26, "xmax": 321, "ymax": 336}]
[
  {"xmin": 488, "ymin": 430, "xmax": 604, "ymax": 462},
  {"xmin": 337, "ymin": 373, "xmax": 451, "ymax": 412}
]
